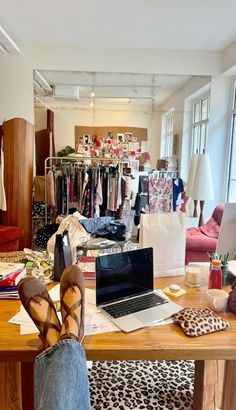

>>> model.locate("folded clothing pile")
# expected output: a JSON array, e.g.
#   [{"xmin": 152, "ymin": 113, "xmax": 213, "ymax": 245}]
[
  {"xmin": 80, "ymin": 216, "xmax": 113, "ymax": 234},
  {"xmin": 80, "ymin": 216, "xmax": 128, "ymax": 241},
  {"xmin": 92, "ymin": 220, "xmax": 127, "ymax": 241}
]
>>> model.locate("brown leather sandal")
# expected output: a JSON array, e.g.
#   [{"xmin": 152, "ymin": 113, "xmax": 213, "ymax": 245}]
[
  {"xmin": 17, "ymin": 276, "xmax": 61, "ymax": 346},
  {"xmin": 60, "ymin": 265, "xmax": 85, "ymax": 343}
]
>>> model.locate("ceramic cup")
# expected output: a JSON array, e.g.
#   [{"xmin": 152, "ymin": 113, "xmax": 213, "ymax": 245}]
[{"xmin": 206, "ymin": 289, "xmax": 229, "ymax": 312}]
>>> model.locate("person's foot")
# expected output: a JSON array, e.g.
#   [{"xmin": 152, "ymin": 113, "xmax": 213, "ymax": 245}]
[
  {"xmin": 18, "ymin": 277, "xmax": 61, "ymax": 347},
  {"xmin": 60, "ymin": 265, "xmax": 85, "ymax": 342}
]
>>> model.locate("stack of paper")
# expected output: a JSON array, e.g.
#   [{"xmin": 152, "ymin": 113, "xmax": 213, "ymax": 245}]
[
  {"xmin": 78, "ymin": 256, "xmax": 96, "ymax": 282},
  {"xmin": 9, "ymin": 284, "xmax": 119, "ymax": 335},
  {"xmin": 0, "ymin": 263, "xmax": 26, "ymax": 299}
]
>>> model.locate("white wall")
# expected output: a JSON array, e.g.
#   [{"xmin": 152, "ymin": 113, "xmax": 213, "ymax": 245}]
[
  {"xmin": 222, "ymin": 39, "xmax": 236, "ymax": 75},
  {"xmin": 160, "ymin": 76, "xmax": 211, "ymax": 178},
  {"xmin": 159, "ymin": 74, "xmax": 232, "ymax": 220},
  {"xmin": 35, "ymin": 105, "xmax": 160, "ymax": 165},
  {"xmin": 207, "ymin": 75, "xmax": 232, "ymax": 207},
  {"xmin": 0, "ymin": 55, "xmax": 34, "ymax": 124}
]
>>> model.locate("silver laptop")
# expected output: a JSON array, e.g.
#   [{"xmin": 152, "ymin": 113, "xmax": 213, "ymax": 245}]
[{"xmin": 95, "ymin": 247, "xmax": 181, "ymax": 333}]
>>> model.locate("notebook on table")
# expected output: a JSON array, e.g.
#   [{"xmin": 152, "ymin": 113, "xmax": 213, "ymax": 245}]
[{"xmin": 95, "ymin": 247, "xmax": 182, "ymax": 333}]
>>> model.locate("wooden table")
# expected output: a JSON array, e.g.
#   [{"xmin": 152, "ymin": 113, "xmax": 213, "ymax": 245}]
[{"xmin": 0, "ymin": 275, "xmax": 236, "ymax": 410}]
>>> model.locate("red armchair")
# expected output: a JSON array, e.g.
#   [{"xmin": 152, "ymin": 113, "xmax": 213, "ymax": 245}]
[
  {"xmin": 185, "ymin": 205, "xmax": 224, "ymax": 265},
  {"xmin": 0, "ymin": 225, "xmax": 24, "ymax": 252}
]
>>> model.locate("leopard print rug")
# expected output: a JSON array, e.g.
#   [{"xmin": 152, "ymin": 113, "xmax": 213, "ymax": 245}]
[{"xmin": 88, "ymin": 360, "xmax": 194, "ymax": 410}]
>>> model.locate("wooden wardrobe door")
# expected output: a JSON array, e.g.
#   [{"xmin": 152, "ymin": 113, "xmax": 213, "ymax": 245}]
[
  {"xmin": 35, "ymin": 128, "xmax": 50, "ymax": 176},
  {"xmin": 1, "ymin": 117, "xmax": 34, "ymax": 248},
  {"xmin": 35, "ymin": 109, "xmax": 55, "ymax": 175}
]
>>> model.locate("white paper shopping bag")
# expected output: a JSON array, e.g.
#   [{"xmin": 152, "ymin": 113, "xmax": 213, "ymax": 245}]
[{"xmin": 139, "ymin": 212, "xmax": 186, "ymax": 277}]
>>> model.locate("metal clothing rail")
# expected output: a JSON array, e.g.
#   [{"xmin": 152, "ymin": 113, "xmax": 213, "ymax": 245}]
[{"xmin": 44, "ymin": 155, "xmax": 123, "ymax": 224}]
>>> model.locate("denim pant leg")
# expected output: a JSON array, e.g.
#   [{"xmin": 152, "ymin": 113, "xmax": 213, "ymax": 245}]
[{"xmin": 34, "ymin": 339, "xmax": 90, "ymax": 410}]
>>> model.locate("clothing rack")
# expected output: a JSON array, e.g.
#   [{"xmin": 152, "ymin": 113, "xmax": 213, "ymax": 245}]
[{"xmin": 44, "ymin": 156, "xmax": 123, "ymax": 224}]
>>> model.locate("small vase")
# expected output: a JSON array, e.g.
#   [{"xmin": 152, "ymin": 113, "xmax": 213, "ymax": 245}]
[{"xmin": 221, "ymin": 264, "xmax": 229, "ymax": 286}]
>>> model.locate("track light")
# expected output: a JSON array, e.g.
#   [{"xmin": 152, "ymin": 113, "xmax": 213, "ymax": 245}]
[
  {"xmin": 128, "ymin": 98, "xmax": 132, "ymax": 104},
  {"xmin": 34, "ymin": 79, "xmax": 47, "ymax": 93},
  {"xmin": 35, "ymin": 70, "xmax": 52, "ymax": 92},
  {"xmin": 90, "ymin": 72, "xmax": 96, "ymax": 98},
  {"xmin": 90, "ymin": 100, "xmax": 94, "ymax": 108}
]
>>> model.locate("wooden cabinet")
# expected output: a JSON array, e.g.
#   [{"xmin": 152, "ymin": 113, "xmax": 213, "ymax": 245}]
[
  {"xmin": 35, "ymin": 109, "xmax": 55, "ymax": 175},
  {"xmin": 1, "ymin": 118, "xmax": 34, "ymax": 248}
]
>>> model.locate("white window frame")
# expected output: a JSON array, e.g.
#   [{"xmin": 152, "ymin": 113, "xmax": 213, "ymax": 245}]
[
  {"xmin": 227, "ymin": 80, "xmax": 236, "ymax": 201},
  {"xmin": 191, "ymin": 94, "xmax": 210, "ymax": 155},
  {"xmin": 161, "ymin": 109, "xmax": 174, "ymax": 157}
]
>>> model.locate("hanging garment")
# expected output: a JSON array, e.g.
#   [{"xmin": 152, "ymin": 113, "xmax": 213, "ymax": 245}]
[
  {"xmin": 46, "ymin": 170, "xmax": 56, "ymax": 208},
  {"xmin": 95, "ymin": 170, "xmax": 103, "ymax": 217},
  {"xmin": 55, "ymin": 173, "xmax": 63, "ymax": 215},
  {"xmin": 148, "ymin": 175, "xmax": 173, "ymax": 213},
  {"xmin": 173, "ymin": 178, "xmax": 184, "ymax": 211},
  {"xmin": 134, "ymin": 175, "xmax": 149, "ymax": 216},
  {"xmin": 49, "ymin": 162, "xmax": 122, "ymax": 219},
  {"xmin": 34, "ymin": 176, "xmax": 45, "ymax": 202}
]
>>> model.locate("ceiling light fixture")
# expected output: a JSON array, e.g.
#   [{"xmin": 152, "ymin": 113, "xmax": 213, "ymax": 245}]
[
  {"xmin": 90, "ymin": 72, "xmax": 96, "ymax": 98},
  {"xmin": 74, "ymin": 86, "xmax": 80, "ymax": 100},
  {"xmin": 0, "ymin": 25, "xmax": 21, "ymax": 54},
  {"xmin": 35, "ymin": 70, "xmax": 52, "ymax": 92},
  {"xmin": 34, "ymin": 79, "xmax": 48, "ymax": 93},
  {"xmin": 90, "ymin": 100, "xmax": 94, "ymax": 108}
]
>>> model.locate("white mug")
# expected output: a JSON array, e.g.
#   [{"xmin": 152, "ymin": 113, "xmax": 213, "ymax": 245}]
[{"xmin": 206, "ymin": 289, "xmax": 229, "ymax": 312}]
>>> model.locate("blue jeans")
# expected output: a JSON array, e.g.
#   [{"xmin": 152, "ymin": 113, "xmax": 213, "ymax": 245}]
[{"xmin": 34, "ymin": 339, "xmax": 91, "ymax": 410}]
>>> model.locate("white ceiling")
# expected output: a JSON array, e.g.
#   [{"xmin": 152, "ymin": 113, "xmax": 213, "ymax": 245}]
[
  {"xmin": 0, "ymin": 0, "xmax": 236, "ymax": 51},
  {"xmin": 34, "ymin": 70, "xmax": 193, "ymax": 107}
]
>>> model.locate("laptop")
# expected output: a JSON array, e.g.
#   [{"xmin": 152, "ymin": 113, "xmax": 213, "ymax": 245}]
[{"xmin": 95, "ymin": 247, "xmax": 182, "ymax": 333}]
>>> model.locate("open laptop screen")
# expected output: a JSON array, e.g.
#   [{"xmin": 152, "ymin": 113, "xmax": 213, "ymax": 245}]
[{"xmin": 96, "ymin": 247, "xmax": 153, "ymax": 306}]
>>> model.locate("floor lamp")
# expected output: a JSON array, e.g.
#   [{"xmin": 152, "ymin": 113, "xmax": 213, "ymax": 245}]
[
  {"xmin": 186, "ymin": 153, "xmax": 199, "ymax": 217},
  {"xmin": 189, "ymin": 153, "xmax": 214, "ymax": 227}
]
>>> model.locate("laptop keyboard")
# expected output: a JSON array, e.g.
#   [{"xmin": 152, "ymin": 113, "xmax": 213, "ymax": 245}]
[{"xmin": 102, "ymin": 293, "xmax": 168, "ymax": 319}]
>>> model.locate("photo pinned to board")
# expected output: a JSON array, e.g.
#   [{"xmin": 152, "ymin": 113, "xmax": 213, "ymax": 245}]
[
  {"xmin": 122, "ymin": 142, "xmax": 129, "ymax": 153},
  {"xmin": 125, "ymin": 132, "xmax": 133, "ymax": 142},
  {"xmin": 83, "ymin": 135, "xmax": 91, "ymax": 144},
  {"xmin": 117, "ymin": 133, "xmax": 125, "ymax": 143}
]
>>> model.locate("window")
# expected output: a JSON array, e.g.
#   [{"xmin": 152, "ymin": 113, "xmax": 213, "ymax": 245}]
[
  {"xmin": 161, "ymin": 112, "xmax": 174, "ymax": 157},
  {"xmin": 228, "ymin": 83, "xmax": 236, "ymax": 202},
  {"xmin": 191, "ymin": 95, "xmax": 209, "ymax": 154}
]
